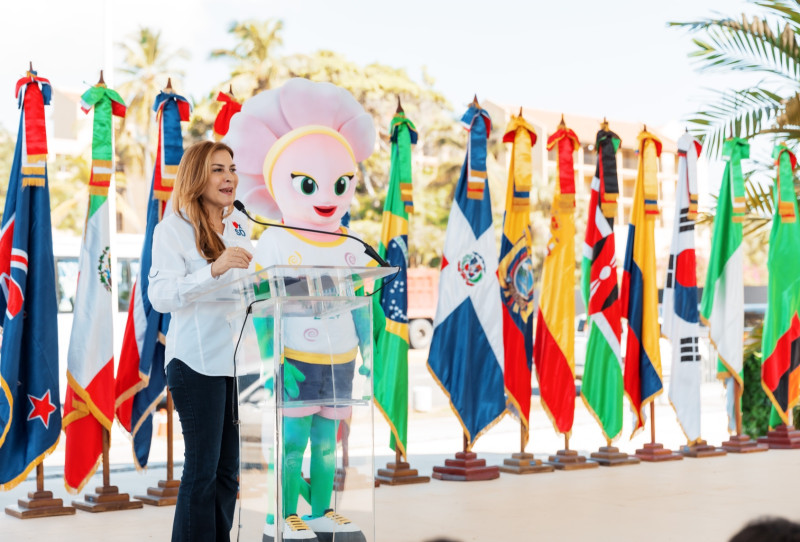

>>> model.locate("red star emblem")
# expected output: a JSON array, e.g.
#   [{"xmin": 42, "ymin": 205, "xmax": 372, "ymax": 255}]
[{"xmin": 27, "ymin": 390, "xmax": 57, "ymax": 429}]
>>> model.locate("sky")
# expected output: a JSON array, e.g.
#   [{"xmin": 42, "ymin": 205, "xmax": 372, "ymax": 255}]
[{"xmin": 0, "ymin": 0, "xmax": 762, "ymax": 139}]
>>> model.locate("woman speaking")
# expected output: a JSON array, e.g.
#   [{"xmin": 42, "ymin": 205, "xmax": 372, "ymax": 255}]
[{"xmin": 149, "ymin": 140, "xmax": 253, "ymax": 542}]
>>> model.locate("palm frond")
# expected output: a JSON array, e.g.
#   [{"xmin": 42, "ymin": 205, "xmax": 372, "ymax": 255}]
[
  {"xmin": 674, "ymin": 15, "xmax": 800, "ymax": 84},
  {"xmin": 688, "ymin": 87, "xmax": 783, "ymax": 157},
  {"xmin": 755, "ymin": 0, "xmax": 800, "ymax": 30}
]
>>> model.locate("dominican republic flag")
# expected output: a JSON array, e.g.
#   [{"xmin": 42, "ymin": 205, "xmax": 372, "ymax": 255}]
[
  {"xmin": 63, "ymin": 84, "xmax": 126, "ymax": 493},
  {"xmin": 580, "ymin": 127, "xmax": 624, "ymax": 442},
  {"xmin": 700, "ymin": 138, "xmax": 748, "ymax": 433},
  {"xmin": 621, "ymin": 129, "xmax": 663, "ymax": 438},
  {"xmin": 499, "ymin": 113, "xmax": 536, "ymax": 444},
  {"xmin": 761, "ymin": 143, "xmax": 800, "ymax": 426},
  {"xmin": 426, "ymin": 102, "xmax": 505, "ymax": 450},
  {"xmin": 115, "ymin": 90, "xmax": 189, "ymax": 468},
  {"xmin": 533, "ymin": 120, "xmax": 579, "ymax": 437},
  {"xmin": 0, "ymin": 71, "xmax": 60, "ymax": 490},
  {"xmin": 374, "ymin": 111, "xmax": 416, "ymax": 458},
  {"xmin": 663, "ymin": 132, "xmax": 702, "ymax": 444}
]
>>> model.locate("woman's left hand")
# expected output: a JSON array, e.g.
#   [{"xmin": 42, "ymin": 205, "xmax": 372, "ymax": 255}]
[{"xmin": 210, "ymin": 246, "xmax": 252, "ymax": 278}]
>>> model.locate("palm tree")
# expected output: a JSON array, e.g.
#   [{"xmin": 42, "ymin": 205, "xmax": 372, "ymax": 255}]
[
  {"xmin": 671, "ymin": 1, "xmax": 800, "ymax": 157},
  {"xmin": 115, "ymin": 27, "xmax": 188, "ymax": 232},
  {"xmin": 210, "ymin": 19, "xmax": 285, "ymax": 98}
]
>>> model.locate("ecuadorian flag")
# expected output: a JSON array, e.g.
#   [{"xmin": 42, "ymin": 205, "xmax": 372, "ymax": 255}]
[
  {"xmin": 499, "ymin": 113, "xmax": 536, "ymax": 445},
  {"xmin": 621, "ymin": 129, "xmax": 663, "ymax": 437},
  {"xmin": 374, "ymin": 111, "xmax": 417, "ymax": 458},
  {"xmin": 427, "ymin": 102, "xmax": 505, "ymax": 450}
]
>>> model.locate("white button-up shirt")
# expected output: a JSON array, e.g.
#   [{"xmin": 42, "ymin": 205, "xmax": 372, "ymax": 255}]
[{"xmin": 149, "ymin": 209, "xmax": 254, "ymax": 377}]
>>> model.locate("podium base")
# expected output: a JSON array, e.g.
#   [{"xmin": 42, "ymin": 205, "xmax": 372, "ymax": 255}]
[
  {"xmin": 5, "ymin": 491, "xmax": 76, "ymax": 519},
  {"xmin": 635, "ymin": 442, "xmax": 683, "ymax": 462},
  {"xmin": 376, "ymin": 461, "xmax": 430, "ymax": 485},
  {"xmin": 589, "ymin": 446, "xmax": 640, "ymax": 467},
  {"xmin": 679, "ymin": 440, "xmax": 727, "ymax": 458},
  {"xmin": 721, "ymin": 434, "xmax": 769, "ymax": 453},
  {"xmin": 432, "ymin": 452, "xmax": 499, "ymax": 481},
  {"xmin": 757, "ymin": 425, "xmax": 800, "ymax": 449},
  {"xmin": 73, "ymin": 485, "xmax": 144, "ymax": 513},
  {"xmin": 498, "ymin": 452, "xmax": 554, "ymax": 474},
  {"xmin": 545, "ymin": 449, "xmax": 599, "ymax": 470},
  {"xmin": 135, "ymin": 479, "xmax": 180, "ymax": 506}
]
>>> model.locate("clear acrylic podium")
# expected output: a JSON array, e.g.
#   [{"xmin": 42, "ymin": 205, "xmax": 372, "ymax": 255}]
[{"xmin": 198, "ymin": 264, "xmax": 396, "ymax": 541}]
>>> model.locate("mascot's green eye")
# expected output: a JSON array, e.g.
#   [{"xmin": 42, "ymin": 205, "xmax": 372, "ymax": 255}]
[
  {"xmin": 334, "ymin": 175, "xmax": 352, "ymax": 196},
  {"xmin": 291, "ymin": 174, "xmax": 318, "ymax": 195}
]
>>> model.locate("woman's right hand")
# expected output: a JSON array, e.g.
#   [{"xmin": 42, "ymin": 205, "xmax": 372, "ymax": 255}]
[{"xmin": 210, "ymin": 246, "xmax": 253, "ymax": 278}]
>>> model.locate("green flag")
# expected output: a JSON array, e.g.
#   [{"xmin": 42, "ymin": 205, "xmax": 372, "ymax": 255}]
[
  {"xmin": 761, "ymin": 143, "xmax": 800, "ymax": 426},
  {"xmin": 374, "ymin": 112, "xmax": 416, "ymax": 457},
  {"xmin": 700, "ymin": 138, "xmax": 748, "ymax": 432}
]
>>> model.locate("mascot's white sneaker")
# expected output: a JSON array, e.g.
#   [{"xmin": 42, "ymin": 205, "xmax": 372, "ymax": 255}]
[
  {"xmin": 305, "ymin": 509, "xmax": 366, "ymax": 542},
  {"xmin": 262, "ymin": 514, "xmax": 319, "ymax": 542}
]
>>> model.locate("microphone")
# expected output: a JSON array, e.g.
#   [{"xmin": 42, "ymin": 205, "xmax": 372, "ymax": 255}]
[{"xmin": 233, "ymin": 200, "xmax": 390, "ymax": 267}]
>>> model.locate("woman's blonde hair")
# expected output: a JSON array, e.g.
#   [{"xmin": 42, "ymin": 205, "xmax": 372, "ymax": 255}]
[{"xmin": 173, "ymin": 141, "xmax": 235, "ymax": 263}]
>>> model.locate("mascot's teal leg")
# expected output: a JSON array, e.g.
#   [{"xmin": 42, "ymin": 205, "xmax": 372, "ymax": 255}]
[
  {"xmin": 283, "ymin": 415, "xmax": 313, "ymax": 516},
  {"xmin": 309, "ymin": 416, "xmax": 338, "ymax": 516},
  {"xmin": 305, "ymin": 416, "xmax": 366, "ymax": 542}
]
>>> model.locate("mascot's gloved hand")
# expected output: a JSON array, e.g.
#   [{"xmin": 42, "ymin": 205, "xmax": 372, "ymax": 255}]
[{"xmin": 282, "ymin": 362, "xmax": 306, "ymax": 400}]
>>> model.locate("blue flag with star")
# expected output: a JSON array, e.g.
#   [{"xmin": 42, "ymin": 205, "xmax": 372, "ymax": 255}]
[{"xmin": 0, "ymin": 72, "xmax": 61, "ymax": 490}]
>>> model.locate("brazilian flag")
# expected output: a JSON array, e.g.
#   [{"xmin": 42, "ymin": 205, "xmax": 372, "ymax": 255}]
[{"xmin": 373, "ymin": 112, "xmax": 416, "ymax": 457}]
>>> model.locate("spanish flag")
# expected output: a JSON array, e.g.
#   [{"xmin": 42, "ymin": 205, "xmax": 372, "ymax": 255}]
[
  {"xmin": 499, "ymin": 113, "xmax": 537, "ymax": 445},
  {"xmin": 533, "ymin": 119, "xmax": 579, "ymax": 436},
  {"xmin": 761, "ymin": 143, "xmax": 800, "ymax": 425},
  {"xmin": 621, "ymin": 129, "xmax": 663, "ymax": 437}
]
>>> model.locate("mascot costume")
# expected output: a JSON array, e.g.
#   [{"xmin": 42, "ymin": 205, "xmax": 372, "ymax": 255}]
[{"xmin": 226, "ymin": 78, "xmax": 379, "ymax": 542}]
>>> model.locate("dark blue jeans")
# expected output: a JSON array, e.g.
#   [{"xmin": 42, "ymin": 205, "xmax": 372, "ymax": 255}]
[{"xmin": 167, "ymin": 358, "xmax": 239, "ymax": 542}]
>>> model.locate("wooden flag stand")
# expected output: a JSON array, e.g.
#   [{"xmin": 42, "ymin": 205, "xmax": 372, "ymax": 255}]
[
  {"xmin": 135, "ymin": 389, "xmax": 180, "ymax": 505},
  {"xmin": 499, "ymin": 424, "xmax": 554, "ymax": 474},
  {"xmin": 376, "ymin": 448, "xmax": 431, "ymax": 486},
  {"xmin": 72, "ymin": 428, "xmax": 143, "ymax": 513},
  {"xmin": 546, "ymin": 434, "xmax": 598, "ymax": 471},
  {"xmin": 431, "ymin": 435, "xmax": 500, "ymax": 481},
  {"xmin": 679, "ymin": 439, "xmax": 727, "ymax": 458},
  {"xmin": 721, "ymin": 381, "xmax": 768, "ymax": 453},
  {"xmin": 5, "ymin": 463, "xmax": 76, "ymax": 519},
  {"xmin": 589, "ymin": 437, "xmax": 640, "ymax": 467},
  {"xmin": 757, "ymin": 409, "xmax": 800, "ymax": 449},
  {"xmin": 634, "ymin": 404, "xmax": 683, "ymax": 462}
]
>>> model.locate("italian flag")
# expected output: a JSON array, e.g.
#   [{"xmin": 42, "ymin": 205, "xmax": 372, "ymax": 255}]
[
  {"xmin": 761, "ymin": 143, "xmax": 800, "ymax": 425},
  {"xmin": 700, "ymin": 138, "xmax": 748, "ymax": 433}
]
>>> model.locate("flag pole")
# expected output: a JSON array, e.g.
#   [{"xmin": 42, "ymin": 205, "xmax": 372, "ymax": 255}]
[
  {"xmin": 650, "ymin": 403, "xmax": 656, "ymax": 444},
  {"xmin": 136, "ymin": 387, "xmax": 181, "ymax": 504}
]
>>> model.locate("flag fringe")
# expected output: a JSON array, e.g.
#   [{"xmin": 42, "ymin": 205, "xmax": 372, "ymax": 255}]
[
  {"xmin": 425, "ymin": 363, "xmax": 506, "ymax": 451},
  {"xmin": 0, "ymin": 437, "xmax": 60, "ymax": 492}
]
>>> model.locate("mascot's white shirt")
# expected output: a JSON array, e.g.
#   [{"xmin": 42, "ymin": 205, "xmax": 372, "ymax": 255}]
[
  {"xmin": 253, "ymin": 226, "xmax": 375, "ymax": 360},
  {"xmin": 149, "ymin": 209, "xmax": 254, "ymax": 376}
]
